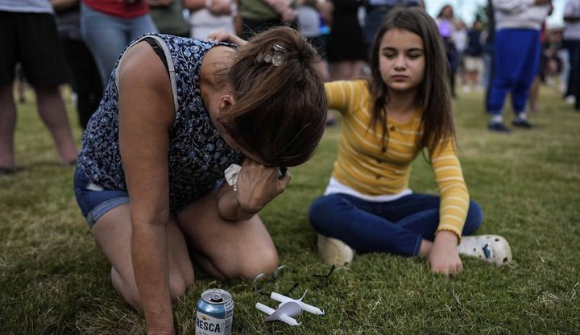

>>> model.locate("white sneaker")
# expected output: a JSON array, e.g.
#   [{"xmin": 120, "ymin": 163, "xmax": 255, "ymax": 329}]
[
  {"xmin": 457, "ymin": 235, "xmax": 512, "ymax": 266},
  {"xmin": 317, "ymin": 234, "xmax": 355, "ymax": 267},
  {"xmin": 565, "ymin": 96, "xmax": 576, "ymax": 104}
]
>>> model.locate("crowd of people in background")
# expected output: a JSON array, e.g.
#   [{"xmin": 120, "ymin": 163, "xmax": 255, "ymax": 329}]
[{"xmin": 1, "ymin": 0, "xmax": 579, "ymax": 170}]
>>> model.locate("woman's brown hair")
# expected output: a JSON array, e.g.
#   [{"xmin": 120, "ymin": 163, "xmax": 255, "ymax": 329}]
[
  {"xmin": 218, "ymin": 27, "xmax": 328, "ymax": 167},
  {"xmin": 368, "ymin": 7, "xmax": 455, "ymax": 155}
]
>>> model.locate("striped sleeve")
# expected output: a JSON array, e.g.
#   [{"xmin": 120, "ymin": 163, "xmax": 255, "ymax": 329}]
[
  {"xmin": 430, "ymin": 139, "xmax": 469, "ymax": 242},
  {"xmin": 325, "ymin": 80, "xmax": 364, "ymax": 115}
]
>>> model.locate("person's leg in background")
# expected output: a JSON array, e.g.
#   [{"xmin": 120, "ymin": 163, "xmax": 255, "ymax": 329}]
[
  {"xmin": 61, "ymin": 38, "xmax": 103, "ymax": 130},
  {"xmin": 528, "ymin": 41, "xmax": 545, "ymax": 113},
  {"xmin": 448, "ymin": 47, "xmax": 459, "ymax": 98},
  {"xmin": 0, "ymin": 83, "xmax": 17, "ymax": 171},
  {"xmin": 22, "ymin": 13, "xmax": 77, "ymax": 164},
  {"xmin": 1, "ymin": 11, "xmax": 77, "ymax": 170},
  {"xmin": 81, "ymin": 4, "xmax": 134, "ymax": 87},
  {"xmin": 528, "ymin": 76, "xmax": 541, "ymax": 113},
  {"xmin": 0, "ymin": 11, "xmax": 19, "ymax": 171},
  {"xmin": 511, "ymin": 30, "xmax": 541, "ymax": 128},
  {"xmin": 575, "ymin": 61, "xmax": 580, "ymax": 111},
  {"xmin": 563, "ymin": 39, "xmax": 579, "ymax": 102},
  {"xmin": 127, "ymin": 13, "xmax": 158, "ymax": 42},
  {"xmin": 33, "ymin": 85, "xmax": 78, "ymax": 164},
  {"xmin": 568, "ymin": 40, "xmax": 580, "ymax": 111},
  {"xmin": 488, "ymin": 29, "xmax": 526, "ymax": 132},
  {"xmin": 483, "ymin": 44, "xmax": 495, "ymax": 112},
  {"xmin": 14, "ymin": 63, "xmax": 27, "ymax": 103},
  {"xmin": 559, "ymin": 44, "xmax": 570, "ymax": 97}
]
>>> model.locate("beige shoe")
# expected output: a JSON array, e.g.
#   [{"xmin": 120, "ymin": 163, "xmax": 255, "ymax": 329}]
[
  {"xmin": 317, "ymin": 234, "xmax": 355, "ymax": 267},
  {"xmin": 457, "ymin": 235, "xmax": 513, "ymax": 266}
]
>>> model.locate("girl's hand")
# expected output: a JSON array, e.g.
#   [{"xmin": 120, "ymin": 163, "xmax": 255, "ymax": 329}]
[
  {"xmin": 234, "ymin": 159, "xmax": 290, "ymax": 213},
  {"xmin": 207, "ymin": 30, "xmax": 248, "ymax": 47},
  {"xmin": 428, "ymin": 231, "xmax": 463, "ymax": 275}
]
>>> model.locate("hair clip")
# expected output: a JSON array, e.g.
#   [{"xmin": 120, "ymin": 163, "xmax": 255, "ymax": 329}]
[{"xmin": 259, "ymin": 43, "xmax": 286, "ymax": 67}]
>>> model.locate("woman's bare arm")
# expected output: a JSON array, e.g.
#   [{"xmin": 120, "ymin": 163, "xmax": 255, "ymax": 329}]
[{"xmin": 118, "ymin": 42, "xmax": 176, "ymax": 334}]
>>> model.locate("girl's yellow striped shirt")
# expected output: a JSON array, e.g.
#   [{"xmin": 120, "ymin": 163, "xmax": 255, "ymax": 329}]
[{"xmin": 326, "ymin": 80, "xmax": 469, "ymax": 240}]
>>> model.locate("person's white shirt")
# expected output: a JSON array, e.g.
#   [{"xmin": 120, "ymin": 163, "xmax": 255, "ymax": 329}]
[
  {"xmin": 493, "ymin": 0, "xmax": 550, "ymax": 31},
  {"xmin": 189, "ymin": 1, "xmax": 236, "ymax": 40},
  {"xmin": 0, "ymin": 0, "xmax": 54, "ymax": 13},
  {"xmin": 564, "ymin": 0, "xmax": 580, "ymax": 40}
]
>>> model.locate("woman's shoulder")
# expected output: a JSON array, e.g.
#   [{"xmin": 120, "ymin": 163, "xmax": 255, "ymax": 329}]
[
  {"xmin": 203, "ymin": 45, "xmax": 236, "ymax": 64},
  {"xmin": 153, "ymin": 34, "xmax": 237, "ymax": 57},
  {"xmin": 118, "ymin": 42, "xmax": 167, "ymax": 84}
]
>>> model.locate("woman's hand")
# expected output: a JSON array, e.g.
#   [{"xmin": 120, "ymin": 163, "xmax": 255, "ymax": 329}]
[
  {"xmin": 207, "ymin": 30, "xmax": 247, "ymax": 47},
  {"xmin": 234, "ymin": 159, "xmax": 290, "ymax": 213},
  {"xmin": 428, "ymin": 231, "xmax": 463, "ymax": 275},
  {"xmin": 207, "ymin": 0, "xmax": 232, "ymax": 15},
  {"xmin": 263, "ymin": 0, "xmax": 292, "ymax": 16},
  {"xmin": 280, "ymin": 8, "xmax": 296, "ymax": 23}
]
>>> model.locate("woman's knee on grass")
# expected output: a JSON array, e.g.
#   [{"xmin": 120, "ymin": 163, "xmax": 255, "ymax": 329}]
[
  {"xmin": 168, "ymin": 262, "xmax": 195, "ymax": 300},
  {"xmin": 111, "ymin": 267, "xmax": 142, "ymax": 311},
  {"xmin": 215, "ymin": 243, "xmax": 279, "ymax": 280},
  {"xmin": 110, "ymin": 261, "xmax": 195, "ymax": 311}
]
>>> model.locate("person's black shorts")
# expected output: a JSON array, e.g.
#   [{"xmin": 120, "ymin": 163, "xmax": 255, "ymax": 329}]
[{"xmin": 0, "ymin": 11, "xmax": 68, "ymax": 86}]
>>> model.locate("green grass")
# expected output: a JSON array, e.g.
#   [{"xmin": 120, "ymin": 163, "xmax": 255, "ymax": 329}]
[{"xmin": 1, "ymin": 86, "xmax": 579, "ymax": 334}]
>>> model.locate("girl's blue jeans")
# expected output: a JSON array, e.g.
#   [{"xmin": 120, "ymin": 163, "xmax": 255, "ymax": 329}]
[{"xmin": 308, "ymin": 193, "xmax": 483, "ymax": 257}]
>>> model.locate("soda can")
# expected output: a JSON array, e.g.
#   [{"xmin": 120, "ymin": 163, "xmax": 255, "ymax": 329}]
[{"xmin": 195, "ymin": 289, "xmax": 234, "ymax": 335}]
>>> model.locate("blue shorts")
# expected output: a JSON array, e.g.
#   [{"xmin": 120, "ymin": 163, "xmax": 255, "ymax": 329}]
[{"xmin": 73, "ymin": 165, "xmax": 129, "ymax": 228}]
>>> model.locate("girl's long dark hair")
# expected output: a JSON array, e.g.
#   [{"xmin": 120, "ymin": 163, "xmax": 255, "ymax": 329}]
[{"xmin": 368, "ymin": 7, "xmax": 455, "ymax": 155}]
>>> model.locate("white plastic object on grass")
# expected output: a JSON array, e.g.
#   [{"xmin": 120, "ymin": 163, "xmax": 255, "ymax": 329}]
[{"xmin": 255, "ymin": 290, "xmax": 324, "ymax": 326}]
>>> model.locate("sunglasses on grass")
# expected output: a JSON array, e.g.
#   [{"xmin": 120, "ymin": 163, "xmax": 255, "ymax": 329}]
[{"xmin": 252, "ymin": 265, "xmax": 336, "ymax": 296}]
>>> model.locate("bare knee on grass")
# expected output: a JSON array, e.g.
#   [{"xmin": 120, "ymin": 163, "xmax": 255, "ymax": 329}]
[
  {"xmin": 177, "ymin": 189, "xmax": 280, "ymax": 281},
  {"xmin": 93, "ymin": 205, "xmax": 196, "ymax": 311},
  {"xmin": 111, "ymin": 262, "xmax": 195, "ymax": 312},
  {"xmin": 111, "ymin": 266, "xmax": 142, "ymax": 310},
  {"xmin": 168, "ymin": 262, "xmax": 195, "ymax": 299},
  {"xmin": 217, "ymin": 244, "xmax": 279, "ymax": 280}
]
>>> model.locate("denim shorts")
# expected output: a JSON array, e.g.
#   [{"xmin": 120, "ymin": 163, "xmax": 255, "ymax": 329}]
[{"xmin": 73, "ymin": 165, "xmax": 130, "ymax": 228}]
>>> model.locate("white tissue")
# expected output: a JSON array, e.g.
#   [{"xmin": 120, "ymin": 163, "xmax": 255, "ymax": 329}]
[{"xmin": 224, "ymin": 164, "xmax": 242, "ymax": 189}]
